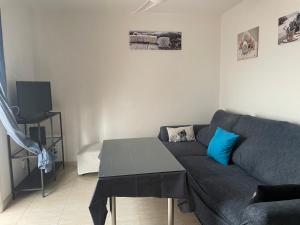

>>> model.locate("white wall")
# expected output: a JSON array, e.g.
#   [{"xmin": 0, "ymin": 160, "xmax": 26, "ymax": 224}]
[
  {"xmin": 220, "ymin": 0, "xmax": 300, "ymax": 122},
  {"xmin": 0, "ymin": 5, "xmax": 36, "ymax": 211},
  {"xmin": 33, "ymin": 10, "xmax": 221, "ymax": 161}
]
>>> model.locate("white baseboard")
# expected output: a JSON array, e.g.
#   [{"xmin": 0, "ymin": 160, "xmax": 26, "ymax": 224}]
[{"xmin": 0, "ymin": 194, "xmax": 12, "ymax": 213}]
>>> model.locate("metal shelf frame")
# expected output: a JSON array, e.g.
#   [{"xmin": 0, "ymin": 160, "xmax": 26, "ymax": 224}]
[{"xmin": 7, "ymin": 112, "xmax": 65, "ymax": 198}]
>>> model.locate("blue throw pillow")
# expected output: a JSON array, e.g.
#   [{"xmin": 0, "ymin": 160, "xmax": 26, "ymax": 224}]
[{"xmin": 208, "ymin": 127, "xmax": 240, "ymax": 165}]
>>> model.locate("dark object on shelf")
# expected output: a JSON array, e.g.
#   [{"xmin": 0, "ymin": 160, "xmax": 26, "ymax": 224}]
[
  {"xmin": 7, "ymin": 112, "xmax": 65, "ymax": 198},
  {"xmin": 29, "ymin": 126, "xmax": 46, "ymax": 146},
  {"xmin": 16, "ymin": 81, "xmax": 52, "ymax": 120}
]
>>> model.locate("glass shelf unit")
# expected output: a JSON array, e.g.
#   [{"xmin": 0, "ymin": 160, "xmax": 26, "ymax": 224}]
[{"xmin": 7, "ymin": 112, "xmax": 65, "ymax": 198}]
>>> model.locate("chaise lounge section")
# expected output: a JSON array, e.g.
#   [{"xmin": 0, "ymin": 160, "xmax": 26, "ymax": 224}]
[{"xmin": 159, "ymin": 110, "xmax": 300, "ymax": 225}]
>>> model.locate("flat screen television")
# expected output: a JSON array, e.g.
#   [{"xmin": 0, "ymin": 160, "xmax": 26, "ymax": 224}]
[{"xmin": 16, "ymin": 81, "xmax": 52, "ymax": 119}]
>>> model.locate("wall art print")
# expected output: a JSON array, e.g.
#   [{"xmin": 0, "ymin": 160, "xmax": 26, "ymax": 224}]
[
  {"xmin": 237, "ymin": 26, "xmax": 259, "ymax": 61},
  {"xmin": 278, "ymin": 11, "xmax": 300, "ymax": 45},
  {"xmin": 129, "ymin": 31, "xmax": 182, "ymax": 50}
]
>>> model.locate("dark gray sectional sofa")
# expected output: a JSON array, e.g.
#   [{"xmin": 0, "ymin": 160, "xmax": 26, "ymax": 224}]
[{"xmin": 159, "ymin": 110, "xmax": 300, "ymax": 225}]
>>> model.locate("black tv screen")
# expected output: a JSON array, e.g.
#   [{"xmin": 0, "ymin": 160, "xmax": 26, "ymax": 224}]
[{"xmin": 16, "ymin": 81, "xmax": 52, "ymax": 119}]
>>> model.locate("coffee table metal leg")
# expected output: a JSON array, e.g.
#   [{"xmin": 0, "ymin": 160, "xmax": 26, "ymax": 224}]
[
  {"xmin": 168, "ymin": 198, "xmax": 174, "ymax": 225},
  {"xmin": 111, "ymin": 197, "xmax": 116, "ymax": 225}
]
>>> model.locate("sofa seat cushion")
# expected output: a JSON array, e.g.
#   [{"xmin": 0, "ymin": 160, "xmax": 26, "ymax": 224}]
[
  {"xmin": 162, "ymin": 142, "xmax": 207, "ymax": 158},
  {"xmin": 180, "ymin": 156, "xmax": 262, "ymax": 225}
]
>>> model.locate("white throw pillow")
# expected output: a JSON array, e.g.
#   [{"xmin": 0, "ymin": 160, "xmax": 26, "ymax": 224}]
[{"xmin": 167, "ymin": 126, "xmax": 195, "ymax": 142}]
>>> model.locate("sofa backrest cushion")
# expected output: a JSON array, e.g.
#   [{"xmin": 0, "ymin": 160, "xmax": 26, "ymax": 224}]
[
  {"xmin": 196, "ymin": 126, "xmax": 210, "ymax": 146},
  {"xmin": 196, "ymin": 110, "xmax": 241, "ymax": 146},
  {"xmin": 232, "ymin": 115, "xmax": 300, "ymax": 185}
]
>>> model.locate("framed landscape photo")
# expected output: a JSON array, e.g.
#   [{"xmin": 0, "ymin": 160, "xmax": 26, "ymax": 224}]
[
  {"xmin": 278, "ymin": 11, "xmax": 300, "ymax": 45},
  {"xmin": 129, "ymin": 31, "xmax": 182, "ymax": 50},
  {"xmin": 237, "ymin": 27, "xmax": 259, "ymax": 61}
]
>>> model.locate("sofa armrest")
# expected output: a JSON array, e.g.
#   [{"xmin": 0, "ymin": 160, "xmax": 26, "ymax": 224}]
[
  {"xmin": 158, "ymin": 124, "xmax": 208, "ymax": 142},
  {"xmin": 241, "ymin": 199, "xmax": 300, "ymax": 225}
]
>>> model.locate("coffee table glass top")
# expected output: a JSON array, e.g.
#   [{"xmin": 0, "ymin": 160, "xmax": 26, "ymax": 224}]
[{"xmin": 99, "ymin": 137, "xmax": 185, "ymax": 178}]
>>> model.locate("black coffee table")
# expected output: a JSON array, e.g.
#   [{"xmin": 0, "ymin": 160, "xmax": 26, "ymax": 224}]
[{"xmin": 89, "ymin": 138, "xmax": 187, "ymax": 225}]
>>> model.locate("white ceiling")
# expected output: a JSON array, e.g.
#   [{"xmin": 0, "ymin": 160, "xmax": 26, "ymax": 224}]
[{"xmin": 1, "ymin": 0, "xmax": 242, "ymax": 14}]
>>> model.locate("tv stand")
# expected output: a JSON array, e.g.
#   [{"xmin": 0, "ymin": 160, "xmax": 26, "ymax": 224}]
[{"xmin": 7, "ymin": 112, "xmax": 65, "ymax": 198}]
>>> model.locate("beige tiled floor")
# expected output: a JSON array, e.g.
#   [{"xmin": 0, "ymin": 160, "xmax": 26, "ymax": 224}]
[{"xmin": 0, "ymin": 166, "xmax": 200, "ymax": 225}]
